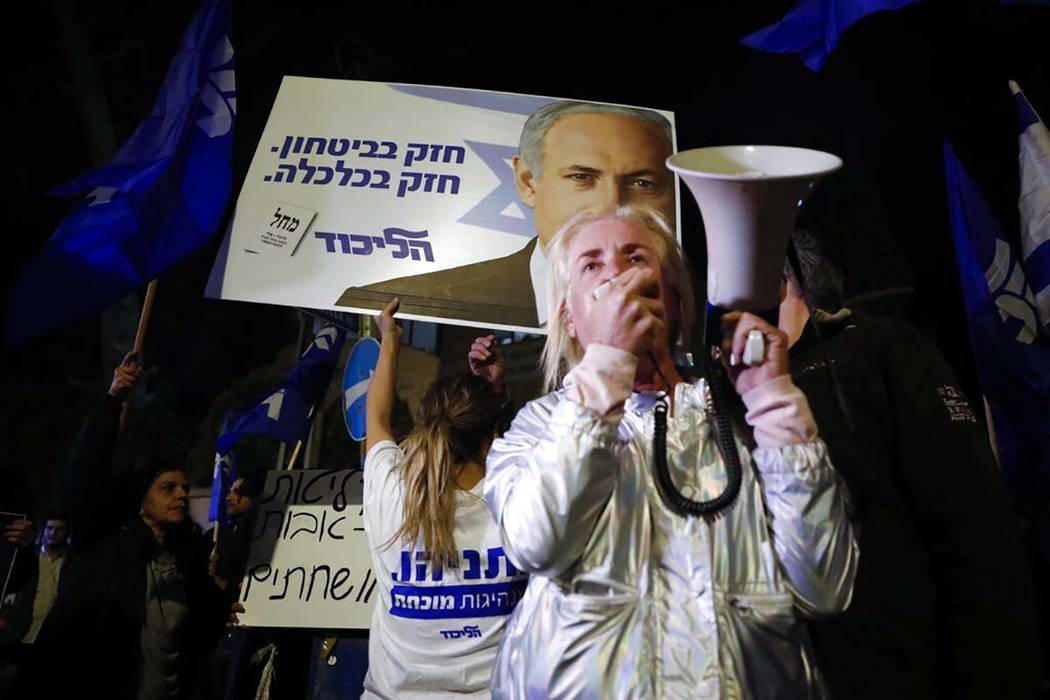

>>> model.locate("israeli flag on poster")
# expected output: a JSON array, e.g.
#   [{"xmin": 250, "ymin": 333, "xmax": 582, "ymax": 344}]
[
  {"xmin": 1011, "ymin": 80, "xmax": 1050, "ymax": 331},
  {"xmin": 343, "ymin": 337, "xmax": 381, "ymax": 442}
]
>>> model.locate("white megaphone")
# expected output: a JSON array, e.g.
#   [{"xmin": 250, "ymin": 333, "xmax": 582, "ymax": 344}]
[{"xmin": 667, "ymin": 145, "xmax": 842, "ymax": 352}]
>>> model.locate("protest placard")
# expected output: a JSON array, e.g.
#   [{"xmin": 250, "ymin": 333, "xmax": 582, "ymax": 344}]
[{"xmin": 239, "ymin": 469, "xmax": 375, "ymax": 629}]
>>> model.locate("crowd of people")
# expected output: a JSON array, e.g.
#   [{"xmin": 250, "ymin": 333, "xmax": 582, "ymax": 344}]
[{"xmin": 1, "ymin": 100, "xmax": 1044, "ymax": 699}]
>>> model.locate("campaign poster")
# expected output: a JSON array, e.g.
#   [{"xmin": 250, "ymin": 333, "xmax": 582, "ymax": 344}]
[{"xmin": 208, "ymin": 78, "xmax": 678, "ymax": 332}]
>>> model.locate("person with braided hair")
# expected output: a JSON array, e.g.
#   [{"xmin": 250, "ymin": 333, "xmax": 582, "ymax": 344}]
[{"xmin": 361, "ymin": 297, "xmax": 523, "ymax": 699}]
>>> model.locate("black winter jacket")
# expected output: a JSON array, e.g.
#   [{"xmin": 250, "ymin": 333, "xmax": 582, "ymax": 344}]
[
  {"xmin": 30, "ymin": 394, "xmax": 226, "ymax": 699},
  {"xmin": 793, "ymin": 310, "xmax": 1043, "ymax": 699}
]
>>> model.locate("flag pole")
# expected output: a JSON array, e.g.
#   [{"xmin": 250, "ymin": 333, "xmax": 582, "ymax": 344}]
[
  {"xmin": 284, "ymin": 405, "xmax": 316, "ymax": 471},
  {"xmin": 359, "ymin": 313, "xmax": 374, "ymax": 471},
  {"xmin": 132, "ymin": 279, "xmax": 159, "ymax": 354},
  {"xmin": 210, "ymin": 519, "xmax": 221, "ymax": 580},
  {"xmin": 282, "ymin": 313, "xmax": 312, "ymax": 471},
  {"xmin": 120, "ymin": 279, "xmax": 159, "ymax": 431},
  {"xmin": 284, "ymin": 439, "xmax": 304, "ymax": 471}
]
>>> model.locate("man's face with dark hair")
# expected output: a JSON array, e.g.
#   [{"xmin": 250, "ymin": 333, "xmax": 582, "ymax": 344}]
[
  {"xmin": 43, "ymin": 519, "xmax": 69, "ymax": 550},
  {"xmin": 225, "ymin": 477, "xmax": 252, "ymax": 518},
  {"xmin": 513, "ymin": 113, "xmax": 675, "ymax": 249}
]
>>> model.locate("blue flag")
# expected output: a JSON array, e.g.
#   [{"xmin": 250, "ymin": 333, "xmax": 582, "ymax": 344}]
[
  {"xmin": 741, "ymin": 0, "xmax": 1049, "ymax": 70},
  {"xmin": 6, "ymin": 0, "xmax": 235, "ymax": 345},
  {"xmin": 1011, "ymin": 80, "xmax": 1050, "ymax": 332},
  {"xmin": 944, "ymin": 143, "xmax": 1050, "ymax": 518},
  {"xmin": 741, "ymin": 0, "xmax": 925, "ymax": 70},
  {"xmin": 217, "ymin": 325, "xmax": 346, "ymax": 455},
  {"xmin": 208, "ymin": 432, "xmax": 237, "ymax": 524}
]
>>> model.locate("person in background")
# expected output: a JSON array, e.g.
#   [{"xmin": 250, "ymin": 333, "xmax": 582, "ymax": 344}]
[
  {"xmin": 9, "ymin": 515, "xmax": 70, "ymax": 642},
  {"xmin": 208, "ymin": 473, "xmax": 263, "ymax": 596},
  {"xmin": 207, "ymin": 470, "xmax": 265, "ymax": 700},
  {"xmin": 25, "ymin": 354, "xmax": 227, "ymax": 700},
  {"xmin": 0, "ymin": 514, "xmax": 68, "ymax": 692},
  {"xmin": 361, "ymin": 297, "xmax": 524, "ymax": 699},
  {"xmin": 779, "ymin": 228, "xmax": 1043, "ymax": 699}
]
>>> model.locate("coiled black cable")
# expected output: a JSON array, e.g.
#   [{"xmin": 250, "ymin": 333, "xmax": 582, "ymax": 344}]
[{"xmin": 651, "ymin": 357, "xmax": 743, "ymax": 517}]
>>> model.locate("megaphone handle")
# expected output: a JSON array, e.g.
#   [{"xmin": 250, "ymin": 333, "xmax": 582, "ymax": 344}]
[
  {"xmin": 705, "ymin": 304, "xmax": 778, "ymax": 358},
  {"xmin": 741, "ymin": 330, "xmax": 765, "ymax": 367}
]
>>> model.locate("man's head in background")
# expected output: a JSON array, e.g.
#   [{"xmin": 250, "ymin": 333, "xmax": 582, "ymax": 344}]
[
  {"xmin": 513, "ymin": 102, "xmax": 676, "ymax": 249},
  {"xmin": 225, "ymin": 473, "xmax": 263, "ymax": 519},
  {"xmin": 42, "ymin": 515, "xmax": 69, "ymax": 554},
  {"xmin": 782, "ymin": 228, "xmax": 845, "ymax": 312},
  {"xmin": 780, "ymin": 228, "xmax": 846, "ymax": 347}
]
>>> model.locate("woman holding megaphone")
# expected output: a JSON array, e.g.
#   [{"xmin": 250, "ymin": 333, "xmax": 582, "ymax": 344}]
[{"xmin": 484, "ymin": 204, "xmax": 858, "ymax": 699}]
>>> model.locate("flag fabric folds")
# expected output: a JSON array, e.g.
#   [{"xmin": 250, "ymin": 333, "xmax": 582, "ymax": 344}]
[
  {"xmin": 1011, "ymin": 80, "xmax": 1050, "ymax": 331},
  {"xmin": 6, "ymin": 0, "xmax": 235, "ymax": 345},
  {"xmin": 741, "ymin": 1, "xmax": 1049, "ymax": 70},
  {"xmin": 208, "ymin": 437, "xmax": 237, "ymax": 524},
  {"xmin": 741, "ymin": 0, "xmax": 925, "ymax": 70},
  {"xmin": 217, "ymin": 325, "xmax": 346, "ymax": 455},
  {"xmin": 943, "ymin": 141, "xmax": 1050, "ymax": 519}
]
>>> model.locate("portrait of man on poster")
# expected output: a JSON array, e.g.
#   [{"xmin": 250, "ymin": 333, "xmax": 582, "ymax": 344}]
[{"xmin": 335, "ymin": 100, "xmax": 676, "ymax": 329}]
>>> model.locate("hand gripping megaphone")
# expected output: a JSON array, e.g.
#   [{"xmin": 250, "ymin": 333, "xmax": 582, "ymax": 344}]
[
  {"xmin": 652, "ymin": 146, "xmax": 842, "ymax": 519},
  {"xmin": 666, "ymin": 146, "xmax": 842, "ymax": 356}
]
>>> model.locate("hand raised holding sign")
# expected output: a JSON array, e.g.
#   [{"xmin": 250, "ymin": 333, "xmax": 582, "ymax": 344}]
[
  {"xmin": 468, "ymin": 335, "xmax": 506, "ymax": 396},
  {"xmin": 376, "ymin": 296, "xmax": 402, "ymax": 339}
]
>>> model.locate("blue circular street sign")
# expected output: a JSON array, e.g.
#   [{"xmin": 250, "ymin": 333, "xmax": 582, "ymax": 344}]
[{"xmin": 343, "ymin": 336, "xmax": 381, "ymax": 442}]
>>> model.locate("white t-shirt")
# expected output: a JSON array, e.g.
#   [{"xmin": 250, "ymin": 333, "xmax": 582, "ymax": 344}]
[{"xmin": 362, "ymin": 440, "xmax": 526, "ymax": 699}]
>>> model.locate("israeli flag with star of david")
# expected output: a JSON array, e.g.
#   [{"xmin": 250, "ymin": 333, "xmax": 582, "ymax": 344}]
[
  {"xmin": 208, "ymin": 432, "xmax": 237, "ymax": 524},
  {"xmin": 217, "ymin": 325, "xmax": 346, "ymax": 454},
  {"xmin": 1011, "ymin": 80, "xmax": 1050, "ymax": 332},
  {"xmin": 944, "ymin": 139, "xmax": 1050, "ymax": 526},
  {"xmin": 7, "ymin": 0, "xmax": 235, "ymax": 345}
]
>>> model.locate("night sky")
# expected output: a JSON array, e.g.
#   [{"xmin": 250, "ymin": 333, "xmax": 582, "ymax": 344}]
[{"xmin": 2, "ymin": 0, "xmax": 1048, "ymax": 506}]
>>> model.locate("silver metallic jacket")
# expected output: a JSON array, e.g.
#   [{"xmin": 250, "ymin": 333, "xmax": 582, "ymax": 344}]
[{"xmin": 484, "ymin": 380, "xmax": 858, "ymax": 699}]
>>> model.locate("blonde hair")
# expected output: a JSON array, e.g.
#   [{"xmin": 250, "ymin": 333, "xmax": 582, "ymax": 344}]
[
  {"xmin": 392, "ymin": 373, "xmax": 502, "ymax": 568},
  {"xmin": 541, "ymin": 205, "xmax": 695, "ymax": 392}
]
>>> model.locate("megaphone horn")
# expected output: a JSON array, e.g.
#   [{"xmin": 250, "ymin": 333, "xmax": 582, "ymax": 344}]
[{"xmin": 667, "ymin": 145, "xmax": 842, "ymax": 350}]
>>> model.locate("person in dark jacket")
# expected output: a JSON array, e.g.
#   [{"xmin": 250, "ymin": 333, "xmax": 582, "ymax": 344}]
[
  {"xmin": 22, "ymin": 354, "xmax": 227, "ymax": 700},
  {"xmin": 779, "ymin": 229, "xmax": 1044, "ymax": 699},
  {"xmin": 206, "ymin": 473, "xmax": 262, "ymax": 598},
  {"xmin": 206, "ymin": 472, "xmax": 264, "ymax": 700},
  {"xmin": 0, "ymin": 514, "xmax": 50, "ymax": 694},
  {"xmin": 1, "ymin": 514, "xmax": 69, "ymax": 646}
]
